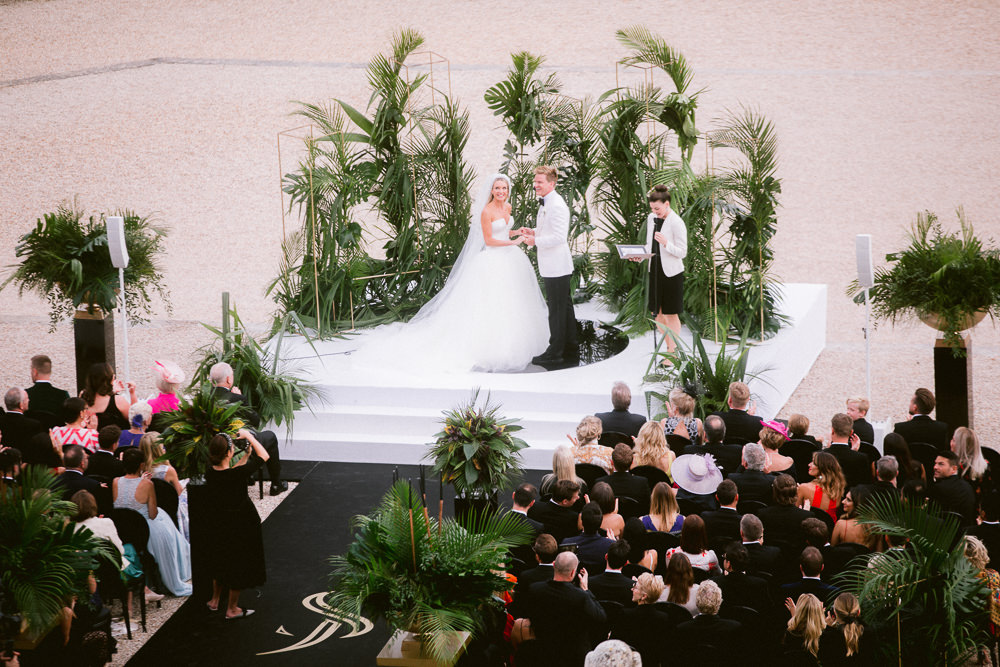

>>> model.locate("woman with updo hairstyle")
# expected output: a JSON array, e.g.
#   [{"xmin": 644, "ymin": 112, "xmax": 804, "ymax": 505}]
[
  {"xmin": 572, "ymin": 415, "xmax": 613, "ymax": 474},
  {"xmin": 631, "ymin": 420, "xmax": 675, "ymax": 476},
  {"xmin": 80, "ymin": 362, "xmax": 136, "ymax": 430},
  {"xmin": 819, "ymin": 592, "xmax": 875, "ymax": 664},
  {"xmin": 590, "ymin": 481, "xmax": 625, "ymax": 537},
  {"xmin": 964, "ymin": 535, "xmax": 1000, "ymax": 636},
  {"xmin": 663, "ymin": 387, "xmax": 704, "ymax": 445},
  {"xmin": 148, "ymin": 360, "xmax": 185, "ymax": 415},
  {"xmin": 119, "ymin": 400, "xmax": 152, "ymax": 451},
  {"xmin": 783, "ymin": 593, "xmax": 825, "ymax": 662},
  {"xmin": 758, "ymin": 420, "xmax": 798, "ymax": 480},
  {"xmin": 205, "ymin": 429, "xmax": 270, "ymax": 619}
]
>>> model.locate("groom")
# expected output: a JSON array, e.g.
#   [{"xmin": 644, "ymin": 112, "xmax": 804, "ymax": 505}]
[{"xmin": 520, "ymin": 165, "xmax": 577, "ymax": 366}]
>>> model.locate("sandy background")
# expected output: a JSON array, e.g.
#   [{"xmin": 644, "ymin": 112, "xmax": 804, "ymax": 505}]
[{"xmin": 1, "ymin": 0, "xmax": 999, "ymax": 438}]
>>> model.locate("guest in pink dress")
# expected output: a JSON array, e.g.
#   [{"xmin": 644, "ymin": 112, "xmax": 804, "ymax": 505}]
[{"xmin": 148, "ymin": 360, "xmax": 185, "ymax": 414}]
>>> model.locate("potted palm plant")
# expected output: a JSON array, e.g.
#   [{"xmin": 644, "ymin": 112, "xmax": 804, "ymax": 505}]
[
  {"xmin": 426, "ymin": 390, "xmax": 526, "ymax": 521},
  {"xmin": 329, "ymin": 480, "xmax": 533, "ymax": 664},
  {"xmin": 2, "ymin": 202, "xmax": 170, "ymax": 390},
  {"xmin": 849, "ymin": 209, "xmax": 1000, "ymax": 352}
]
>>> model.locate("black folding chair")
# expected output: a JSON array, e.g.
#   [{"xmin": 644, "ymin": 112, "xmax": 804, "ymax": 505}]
[
  {"xmin": 617, "ymin": 496, "xmax": 643, "ymax": 521},
  {"xmin": 909, "ymin": 442, "xmax": 940, "ymax": 482},
  {"xmin": 810, "ymin": 506, "xmax": 836, "ymax": 534},
  {"xmin": 150, "ymin": 478, "xmax": 180, "ymax": 528},
  {"xmin": 724, "ymin": 435, "xmax": 750, "ymax": 446},
  {"xmin": 575, "ymin": 463, "xmax": 607, "ymax": 492},
  {"xmin": 110, "ymin": 507, "xmax": 161, "ymax": 604},
  {"xmin": 643, "ymin": 531, "xmax": 680, "ymax": 576},
  {"xmin": 781, "ymin": 439, "xmax": 819, "ymax": 482},
  {"xmin": 666, "ymin": 433, "xmax": 692, "ymax": 457},
  {"xmin": 631, "ymin": 465, "xmax": 670, "ymax": 489},
  {"xmin": 736, "ymin": 499, "xmax": 768, "ymax": 516},
  {"xmin": 599, "ymin": 431, "xmax": 633, "ymax": 448}
]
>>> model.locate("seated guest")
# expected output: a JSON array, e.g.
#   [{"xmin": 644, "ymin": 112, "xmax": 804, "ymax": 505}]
[
  {"xmin": 701, "ymin": 479, "xmax": 743, "ymax": 554},
  {"xmin": 57, "ymin": 445, "xmax": 103, "ymax": 507},
  {"xmin": 51, "ymin": 397, "xmax": 99, "ymax": 452},
  {"xmin": 663, "ymin": 387, "xmax": 704, "ymax": 445},
  {"xmin": 666, "ymin": 514, "xmax": 720, "ymax": 575},
  {"xmin": 970, "ymin": 493, "xmax": 1000, "ymax": 571},
  {"xmin": 640, "ymin": 482, "xmax": 684, "ymax": 533},
  {"xmin": 584, "ymin": 640, "xmax": 641, "ymax": 667},
  {"xmin": 0, "ymin": 447, "xmax": 22, "ymax": 484},
  {"xmin": 612, "ymin": 572, "xmax": 671, "ymax": 666},
  {"xmin": 80, "ymin": 363, "xmax": 136, "ymax": 430},
  {"xmin": 728, "ymin": 443, "xmax": 776, "ymax": 505},
  {"xmin": 825, "ymin": 413, "xmax": 872, "ymax": 487},
  {"xmin": 595, "ymin": 381, "xmax": 646, "ymax": 438},
  {"xmin": 801, "ymin": 518, "xmax": 844, "ymax": 582},
  {"xmin": 930, "ymin": 450, "xmax": 977, "ymax": 526},
  {"xmin": 893, "ymin": 387, "xmax": 949, "ymax": 451},
  {"xmin": 526, "ymin": 551, "xmax": 606, "ymax": 667},
  {"xmin": 118, "ymin": 401, "xmax": 151, "ymax": 452},
  {"xmin": 672, "ymin": 453, "xmax": 723, "ymax": 514},
  {"xmin": 845, "ymin": 396, "xmax": 875, "ymax": 445},
  {"xmin": 782, "ymin": 593, "xmax": 825, "ymax": 663},
  {"xmin": 711, "ymin": 543, "xmax": 770, "ymax": 613},
  {"xmin": 571, "ymin": 416, "xmax": 613, "ymax": 474},
  {"xmin": 757, "ymin": 474, "xmax": 812, "ymax": 562},
  {"xmin": 709, "ymin": 381, "xmax": 763, "ymax": 443},
  {"xmin": 883, "ymin": 432, "xmax": 925, "ymax": 484},
  {"xmin": 562, "ymin": 503, "xmax": 615, "ymax": 575},
  {"xmin": 779, "ymin": 546, "xmax": 840, "ymax": 605},
  {"xmin": 595, "ymin": 444, "xmax": 650, "ymax": 513},
  {"xmin": 759, "ymin": 420, "xmax": 797, "ymax": 479},
  {"xmin": 148, "ymin": 360, "xmax": 185, "ymax": 415},
  {"xmin": 1, "ymin": 387, "xmax": 44, "ymax": 451},
  {"xmin": 509, "ymin": 534, "xmax": 558, "ymax": 619},
  {"xmin": 86, "ymin": 426, "xmax": 125, "ymax": 479},
  {"xmin": 621, "ymin": 517, "xmax": 657, "ymax": 577},
  {"xmin": 870, "ymin": 455, "xmax": 901, "ymax": 506},
  {"xmin": 740, "ymin": 513, "xmax": 781, "ymax": 577},
  {"xmin": 508, "ymin": 483, "xmax": 544, "ymax": 572},
  {"xmin": 590, "ymin": 482, "xmax": 624, "ymax": 538},
  {"xmin": 952, "ymin": 426, "xmax": 993, "ymax": 501},
  {"xmin": 657, "ymin": 551, "xmax": 700, "ymax": 615},
  {"xmin": 684, "ymin": 414, "xmax": 742, "ymax": 476},
  {"xmin": 540, "ymin": 445, "xmax": 589, "ymax": 497},
  {"xmin": 631, "ymin": 420, "xmax": 675, "ymax": 477},
  {"xmin": 528, "ymin": 479, "xmax": 583, "ymax": 543},
  {"xmin": 25, "ymin": 354, "xmax": 70, "ymax": 417},
  {"xmin": 140, "ymin": 433, "xmax": 183, "ymax": 496},
  {"xmin": 819, "ymin": 592, "xmax": 876, "ymax": 664},
  {"xmin": 675, "ymin": 580, "xmax": 742, "ymax": 661},
  {"xmin": 796, "ymin": 451, "xmax": 846, "ymax": 522},
  {"xmin": 788, "ymin": 413, "xmax": 821, "ymax": 447},
  {"xmin": 964, "ymin": 535, "xmax": 1000, "ymax": 636},
  {"xmin": 113, "ymin": 448, "xmax": 192, "ymax": 596},
  {"xmin": 588, "ymin": 540, "xmax": 634, "ymax": 605}
]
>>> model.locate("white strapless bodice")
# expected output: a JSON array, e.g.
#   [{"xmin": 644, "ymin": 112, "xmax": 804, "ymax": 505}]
[{"xmin": 487, "ymin": 218, "xmax": 513, "ymax": 247}]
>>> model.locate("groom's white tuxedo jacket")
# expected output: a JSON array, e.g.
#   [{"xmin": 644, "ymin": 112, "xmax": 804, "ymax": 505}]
[{"xmin": 534, "ymin": 190, "xmax": 573, "ymax": 278}]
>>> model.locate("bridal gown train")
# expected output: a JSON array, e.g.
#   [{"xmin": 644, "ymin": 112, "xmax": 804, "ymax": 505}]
[{"xmin": 350, "ymin": 218, "xmax": 549, "ymax": 373}]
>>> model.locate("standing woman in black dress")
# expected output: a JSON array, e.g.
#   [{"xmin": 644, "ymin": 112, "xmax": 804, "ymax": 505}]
[
  {"xmin": 205, "ymin": 429, "xmax": 270, "ymax": 619},
  {"xmin": 638, "ymin": 185, "xmax": 687, "ymax": 354}
]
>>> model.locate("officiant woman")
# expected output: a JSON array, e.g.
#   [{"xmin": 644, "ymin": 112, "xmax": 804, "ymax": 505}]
[{"xmin": 641, "ymin": 184, "xmax": 687, "ymax": 353}]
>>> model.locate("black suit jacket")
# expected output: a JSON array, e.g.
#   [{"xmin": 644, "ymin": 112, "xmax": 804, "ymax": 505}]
[
  {"xmin": 211, "ymin": 386, "xmax": 260, "ymax": 428},
  {"xmin": 561, "ymin": 532, "xmax": 615, "ymax": 575},
  {"xmin": 595, "ymin": 409, "xmax": 646, "ymax": 438},
  {"xmin": 826, "ymin": 443, "xmax": 872, "ymax": 488},
  {"xmin": 701, "ymin": 507, "xmax": 743, "ymax": 553},
  {"xmin": 780, "ymin": 577, "xmax": 840, "ymax": 605},
  {"xmin": 756, "ymin": 504, "xmax": 812, "ymax": 559},
  {"xmin": 852, "ymin": 418, "xmax": 875, "ymax": 445},
  {"xmin": 0, "ymin": 412, "xmax": 44, "ymax": 451},
  {"xmin": 611, "ymin": 604, "xmax": 674, "ymax": 667},
  {"xmin": 19, "ymin": 431, "xmax": 61, "ymax": 468},
  {"xmin": 528, "ymin": 580, "xmax": 606, "ymax": 667},
  {"xmin": 676, "ymin": 614, "xmax": 742, "ymax": 661},
  {"xmin": 970, "ymin": 523, "xmax": 1000, "ymax": 571},
  {"xmin": 894, "ymin": 415, "xmax": 950, "ymax": 451},
  {"xmin": 712, "ymin": 571, "xmax": 770, "ymax": 613},
  {"xmin": 684, "ymin": 441, "xmax": 744, "ymax": 478},
  {"xmin": 25, "ymin": 382, "xmax": 70, "ymax": 417},
  {"xmin": 509, "ymin": 564, "xmax": 553, "ymax": 619},
  {"xmin": 929, "ymin": 474, "xmax": 977, "ymax": 526},
  {"xmin": 588, "ymin": 571, "xmax": 634, "ymax": 606},
  {"xmin": 728, "ymin": 470, "xmax": 777, "ymax": 505},
  {"xmin": 528, "ymin": 500, "xmax": 581, "ymax": 543},
  {"xmin": 595, "ymin": 471, "xmax": 650, "ymax": 511},
  {"xmin": 743, "ymin": 542, "xmax": 781, "ymax": 576},
  {"xmin": 57, "ymin": 470, "xmax": 111, "ymax": 515},
  {"xmin": 711, "ymin": 409, "xmax": 764, "ymax": 443},
  {"xmin": 86, "ymin": 450, "xmax": 125, "ymax": 479}
]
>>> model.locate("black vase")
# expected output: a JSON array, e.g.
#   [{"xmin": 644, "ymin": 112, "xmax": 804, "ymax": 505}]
[
  {"xmin": 453, "ymin": 492, "xmax": 499, "ymax": 527},
  {"xmin": 73, "ymin": 310, "xmax": 115, "ymax": 394}
]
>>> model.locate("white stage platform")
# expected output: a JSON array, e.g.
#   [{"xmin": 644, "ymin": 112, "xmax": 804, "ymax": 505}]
[{"xmin": 273, "ymin": 283, "xmax": 827, "ymax": 469}]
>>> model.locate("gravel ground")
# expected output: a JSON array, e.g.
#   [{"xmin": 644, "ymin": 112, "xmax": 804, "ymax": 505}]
[{"xmin": 1, "ymin": 1, "xmax": 1000, "ymax": 659}]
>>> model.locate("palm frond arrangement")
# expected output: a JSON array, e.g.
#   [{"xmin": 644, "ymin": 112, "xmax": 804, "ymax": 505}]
[
  {"xmin": 837, "ymin": 493, "xmax": 988, "ymax": 665},
  {"xmin": 0, "ymin": 466, "xmax": 116, "ymax": 641},
  {"xmin": 426, "ymin": 390, "xmax": 526, "ymax": 499},
  {"xmin": 329, "ymin": 480, "xmax": 533, "ymax": 662},
  {"xmin": 2, "ymin": 202, "xmax": 170, "ymax": 330},
  {"xmin": 157, "ymin": 385, "xmax": 249, "ymax": 479},
  {"xmin": 847, "ymin": 208, "xmax": 1000, "ymax": 353}
]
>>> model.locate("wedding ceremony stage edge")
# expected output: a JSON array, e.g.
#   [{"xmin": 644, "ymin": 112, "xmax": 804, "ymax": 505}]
[{"xmin": 272, "ymin": 283, "xmax": 827, "ymax": 469}]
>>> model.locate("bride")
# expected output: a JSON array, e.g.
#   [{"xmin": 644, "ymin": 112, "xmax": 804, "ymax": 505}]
[{"xmin": 350, "ymin": 173, "xmax": 549, "ymax": 373}]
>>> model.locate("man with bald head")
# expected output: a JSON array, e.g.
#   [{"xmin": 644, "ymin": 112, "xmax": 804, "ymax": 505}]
[{"xmin": 528, "ymin": 551, "xmax": 607, "ymax": 666}]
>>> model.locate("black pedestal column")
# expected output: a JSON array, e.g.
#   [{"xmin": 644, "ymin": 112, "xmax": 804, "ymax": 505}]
[{"xmin": 934, "ymin": 335, "xmax": 973, "ymax": 431}]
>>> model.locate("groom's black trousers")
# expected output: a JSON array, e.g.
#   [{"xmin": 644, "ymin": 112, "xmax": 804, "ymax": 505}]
[{"xmin": 542, "ymin": 274, "xmax": 578, "ymax": 358}]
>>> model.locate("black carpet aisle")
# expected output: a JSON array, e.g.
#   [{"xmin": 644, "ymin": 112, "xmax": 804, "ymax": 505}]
[{"xmin": 128, "ymin": 461, "xmax": 437, "ymax": 666}]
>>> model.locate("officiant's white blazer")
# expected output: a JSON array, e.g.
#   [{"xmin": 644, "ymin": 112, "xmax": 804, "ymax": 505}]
[
  {"xmin": 643, "ymin": 209, "xmax": 687, "ymax": 278},
  {"xmin": 534, "ymin": 190, "xmax": 573, "ymax": 278}
]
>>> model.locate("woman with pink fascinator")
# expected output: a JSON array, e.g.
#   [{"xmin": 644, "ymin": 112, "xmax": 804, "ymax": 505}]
[
  {"xmin": 148, "ymin": 360, "xmax": 185, "ymax": 414},
  {"xmin": 758, "ymin": 420, "xmax": 798, "ymax": 481}
]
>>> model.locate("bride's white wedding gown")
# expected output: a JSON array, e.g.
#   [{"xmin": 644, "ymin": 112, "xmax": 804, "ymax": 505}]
[{"xmin": 350, "ymin": 217, "xmax": 549, "ymax": 373}]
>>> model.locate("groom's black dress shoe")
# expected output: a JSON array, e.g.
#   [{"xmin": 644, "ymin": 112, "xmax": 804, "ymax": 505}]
[{"xmin": 532, "ymin": 353, "xmax": 561, "ymax": 366}]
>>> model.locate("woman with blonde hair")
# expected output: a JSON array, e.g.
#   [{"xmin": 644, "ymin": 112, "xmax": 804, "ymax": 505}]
[
  {"xmin": 797, "ymin": 451, "xmax": 847, "ymax": 521},
  {"xmin": 139, "ymin": 433, "xmax": 182, "ymax": 496},
  {"xmin": 640, "ymin": 482, "xmax": 684, "ymax": 533},
  {"xmin": 571, "ymin": 415, "xmax": 613, "ymax": 474},
  {"xmin": 964, "ymin": 535, "xmax": 1000, "ymax": 636},
  {"xmin": 783, "ymin": 593, "xmax": 825, "ymax": 660},
  {"xmin": 663, "ymin": 387, "xmax": 704, "ymax": 444},
  {"xmin": 819, "ymin": 592, "xmax": 873, "ymax": 663},
  {"xmin": 758, "ymin": 420, "xmax": 797, "ymax": 480},
  {"xmin": 631, "ymin": 420, "xmax": 675, "ymax": 476},
  {"xmin": 952, "ymin": 427, "xmax": 993, "ymax": 499},
  {"xmin": 540, "ymin": 445, "xmax": 588, "ymax": 497}
]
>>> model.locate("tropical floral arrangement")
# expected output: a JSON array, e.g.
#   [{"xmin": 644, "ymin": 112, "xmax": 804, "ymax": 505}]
[
  {"xmin": 328, "ymin": 481, "xmax": 533, "ymax": 662},
  {"xmin": 157, "ymin": 384, "xmax": 249, "ymax": 479},
  {"xmin": 426, "ymin": 390, "xmax": 526, "ymax": 498}
]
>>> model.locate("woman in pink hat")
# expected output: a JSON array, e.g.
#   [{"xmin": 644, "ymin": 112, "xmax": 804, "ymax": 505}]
[
  {"xmin": 759, "ymin": 420, "xmax": 797, "ymax": 480},
  {"xmin": 148, "ymin": 360, "xmax": 185, "ymax": 414}
]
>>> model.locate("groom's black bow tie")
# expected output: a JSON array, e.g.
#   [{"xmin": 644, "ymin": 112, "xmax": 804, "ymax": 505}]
[{"xmin": 538, "ymin": 197, "xmax": 545, "ymax": 206}]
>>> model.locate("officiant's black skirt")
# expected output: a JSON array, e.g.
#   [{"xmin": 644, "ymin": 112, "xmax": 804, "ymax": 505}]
[{"xmin": 648, "ymin": 265, "xmax": 683, "ymax": 315}]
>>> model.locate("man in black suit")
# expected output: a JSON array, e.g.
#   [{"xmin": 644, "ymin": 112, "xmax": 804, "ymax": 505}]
[
  {"xmin": 509, "ymin": 533, "xmax": 558, "ymax": 619},
  {"xmin": 930, "ymin": 450, "xmax": 977, "ymax": 526},
  {"xmin": 527, "ymin": 551, "xmax": 606, "ymax": 666},
  {"xmin": 712, "ymin": 543, "xmax": 770, "ymax": 613},
  {"xmin": 870, "ymin": 455, "xmax": 901, "ymax": 506},
  {"xmin": 709, "ymin": 381, "xmax": 763, "ymax": 443},
  {"xmin": 846, "ymin": 396, "xmax": 875, "ymax": 445},
  {"xmin": 86, "ymin": 426, "xmax": 125, "ymax": 480},
  {"xmin": 756, "ymin": 474, "xmax": 812, "ymax": 572},
  {"xmin": 209, "ymin": 362, "xmax": 287, "ymax": 495},
  {"xmin": 779, "ymin": 547, "xmax": 840, "ymax": 605},
  {"xmin": 508, "ymin": 483, "xmax": 544, "ymax": 574},
  {"xmin": 684, "ymin": 415, "xmax": 743, "ymax": 477},
  {"xmin": 728, "ymin": 443, "xmax": 776, "ymax": 505},
  {"xmin": 701, "ymin": 479, "xmax": 743, "ymax": 554},
  {"xmin": 57, "ymin": 445, "xmax": 110, "ymax": 514},
  {"xmin": 25, "ymin": 355, "xmax": 70, "ymax": 418},
  {"xmin": 826, "ymin": 413, "xmax": 872, "ymax": 488},
  {"xmin": 740, "ymin": 514, "xmax": 781, "ymax": 577},
  {"xmin": 0, "ymin": 388, "xmax": 45, "ymax": 452},
  {"xmin": 561, "ymin": 503, "xmax": 614, "ymax": 575},
  {"xmin": 594, "ymin": 444, "xmax": 650, "ymax": 512},
  {"xmin": 528, "ymin": 479, "xmax": 582, "ymax": 543},
  {"xmin": 587, "ymin": 539, "xmax": 634, "ymax": 606},
  {"xmin": 594, "ymin": 381, "xmax": 646, "ymax": 438},
  {"xmin": 0, "ymin": 447, "xmax": 22, "ymax": 484},
  {"xmin": 894, "ymin": 387, "xmax": 950, "ymax": 451},
  {"xmin": 970, "ymin": 493, "xmax": 1000, "ymax": 571},
  {"xmin": 675, "ymin": 580, "xmax": 742, "ymax": 662}
]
